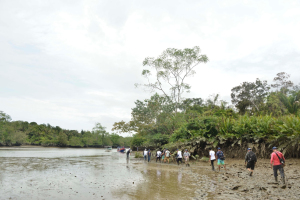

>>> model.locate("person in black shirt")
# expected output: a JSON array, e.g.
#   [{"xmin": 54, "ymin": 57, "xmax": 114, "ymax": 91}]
[{"xmin": 245, "ymin": 148, "xmax": 257, "ymax": 176}]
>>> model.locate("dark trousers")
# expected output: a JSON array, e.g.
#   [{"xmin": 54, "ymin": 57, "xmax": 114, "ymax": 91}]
[
  {"xmin": 177, "ymin": 158, "xmax": 182, "ymax": 165},
  {"xmin": 211, "ymin": 159, "xmax": 215, "ymax": 170},
  {"xmin": 144, "ymin": 155, "xmax": 147, "ymax": 160},
  {"xmin": 273, "ymin": 165, "xmax": 284, "ymax": 178},
  {"xmin": 156, "ymin": 157, "xmax": 161, "ymax": 162},
  {"xmin": 148, "ymin": 156, "xmax": 151, "ymax": 162}
]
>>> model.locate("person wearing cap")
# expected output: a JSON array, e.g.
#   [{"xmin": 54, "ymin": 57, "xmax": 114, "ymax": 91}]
[
  {"xmin": 245, "ymin": 148, "xmax": 257, "ymax": 176},
  {"xmin": 216, "ymin": 147, "xmax": 226, "ymax": 171},
  {"xmin": 126, "ymin": 148, "xmax": 131, "ymax": 159},
  {"xmin": 270, "ymin": 147, "xmax": 285, "ymax": 184},
  {"xmin": 164, "ymin": 149, "xmax": 170, "ymax": 163},
  {"xmin": 183, "ymin": 149, "xmax": 190, "ymax": 167},
  {"xmin": 143, "ymin": 149, "xmax": 148, "ymax": 161},
  {"xmin": 156, "ymin": 150, "xmax": 162, "ymax": 162}
]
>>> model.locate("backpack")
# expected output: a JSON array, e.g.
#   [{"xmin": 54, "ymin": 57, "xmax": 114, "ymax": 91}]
[
  {"xmin": 248, "ymin": 151, "xmax": 257, "ymax": 162},
  {"xmin": 218, "ymin": 151, "xmax": 225, "ymax": 160},
  {"xmin": 275, "ymin": 152, "xmax": 285, "ymax": 166}
]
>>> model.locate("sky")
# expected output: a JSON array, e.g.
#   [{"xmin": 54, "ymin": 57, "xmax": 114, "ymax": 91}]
[{"xmin": 1, "ymin": 0, "xmax": 300, "ymax": 133}]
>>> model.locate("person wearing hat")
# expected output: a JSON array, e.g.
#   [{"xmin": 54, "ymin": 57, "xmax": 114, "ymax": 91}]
[
  {"xmin": 245, "ymin": 148, "xmax": 257, "ymax": 176},
  {"xmin": 183, "ymin": 149, "xmax": 190, "ymax": 167},
  {"xmin": 270, "ymin": 147, "xmax": 286, "ymax": 184},
  {"xmin": 216, "ymin": 147, "xmax": 226, "ymax": 171},
  {"xmin": 143, "ymin": 149, "xmax": 148, "ymax": 161}
]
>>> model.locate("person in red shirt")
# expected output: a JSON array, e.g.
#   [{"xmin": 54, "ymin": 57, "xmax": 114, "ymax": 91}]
[{"xmin": 270, "ymin": 147, "xmax": 285, "ymax": 184}]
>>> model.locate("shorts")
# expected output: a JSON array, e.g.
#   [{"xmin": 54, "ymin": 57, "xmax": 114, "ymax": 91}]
[
  {"xmin": 162, "ymin": 155, "xmax": 165, "ymax": 160},
  {"xmin": 246, "ymin": 161, "xmax": 255, "ymax": 170},
  {"xmin": 217, "ymin": 159, "xmax": 225, "ymax": 165},
  {"xmin": 185, "ymin": 157, "xmax": 189, "ymax": 163}
]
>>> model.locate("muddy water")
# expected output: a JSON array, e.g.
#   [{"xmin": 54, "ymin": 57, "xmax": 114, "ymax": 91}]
[
  {"xmin": 1, "ymin": 147, "xmax": 300, "ymax": 200},
  {"xmin": 0, "ymin": 147, "xmax": 206, "ymax": 200}
]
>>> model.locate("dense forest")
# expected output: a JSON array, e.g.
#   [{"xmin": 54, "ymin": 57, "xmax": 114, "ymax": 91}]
[
  {"xmin": 0, "ymin": 114, "xmax": 132, "ymax": 147},
  {"xmin": 112, "ymin": 47, "xmax": 300, "ymax": 158}
]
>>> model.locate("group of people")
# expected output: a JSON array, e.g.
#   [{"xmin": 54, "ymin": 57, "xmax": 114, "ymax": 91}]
[
  {"xmin": 143, "ymin": 148, "xmax": 191, "ymax": 167},
  {"xmin": 209, "ymin": 146, "xmax": 286, "ymax": 184}
]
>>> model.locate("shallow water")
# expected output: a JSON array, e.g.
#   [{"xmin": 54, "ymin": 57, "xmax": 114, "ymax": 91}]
[
  {"xmin": 2, "ymin": 147, "xmax": 300, "ymax": 200},
  {"xmin": 0, "ymin": 147, "xmax": 203, "ymax": 200}
]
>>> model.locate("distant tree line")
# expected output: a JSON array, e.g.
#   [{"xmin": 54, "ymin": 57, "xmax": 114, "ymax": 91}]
[{"xmin": 0, "ymin": 113, "xmax": 131, "ymax": 147}]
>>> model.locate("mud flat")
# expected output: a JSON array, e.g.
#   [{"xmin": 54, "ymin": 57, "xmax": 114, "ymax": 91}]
[{"xmin": 0, "ymin": 147, "xmax": 299, "ymax": 199}]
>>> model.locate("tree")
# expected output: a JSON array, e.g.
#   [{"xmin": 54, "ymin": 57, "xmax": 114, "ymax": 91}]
[
  {"xmin": 231, "ymin": 78, "xmax": 270, "ymax": 114},
  {"xmin": 136, "ymin": 46, "xmax": 208, "ymax": 112},
  {"xmin": 271, "ymin": 72, "xmax": 294, "ymax": 94},
  {"xmin": 92, "ymin": 123, "xmax": 110, "ymax": 146},
  {"xmin": 0, "ymin": 111, "xmax": 12, "ymax": 122}
]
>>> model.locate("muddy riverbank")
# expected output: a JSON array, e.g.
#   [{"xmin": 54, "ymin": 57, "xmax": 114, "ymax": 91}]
[{"xmin": 1, "ymin": 147, "xmax": 299, "ymax": 199}]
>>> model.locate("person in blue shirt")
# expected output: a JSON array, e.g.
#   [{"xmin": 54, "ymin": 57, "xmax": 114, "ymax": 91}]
[{"xmin": 216, "ymin": 147, "xmax": 226, "ymax": 171}]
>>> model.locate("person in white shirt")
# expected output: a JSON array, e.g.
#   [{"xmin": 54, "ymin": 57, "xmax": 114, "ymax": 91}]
[
  {"xmin": 156, "ymin": 150, "xmax": 162, "ymax": 162},
  {"xmin": 143, "ymin": 149, "xmax": 148, "ymax": 161},
  {"xmin": 164, "ymin": 149, "xmax": 170, "ymax": 163},
  {"xmin": 177, "ymin": 149, "xmax": 183, "ymax": 165},
  {"xmin": 209, "ymin": 148, "xmax": 216, "ymax": 171}
]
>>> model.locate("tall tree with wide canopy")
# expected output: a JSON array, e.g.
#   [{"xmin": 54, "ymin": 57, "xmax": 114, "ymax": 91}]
[{"xmin": 136, "ymin": 46, "xmax": 208, "ymax": 112}]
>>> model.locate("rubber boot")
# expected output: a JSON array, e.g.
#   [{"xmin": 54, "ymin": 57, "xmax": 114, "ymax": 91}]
[
  {"xmin": 282, "ymin": 177, "xmax": 286, "ymax": 185},
  {"xmin": 275, "ymin": 176, "xmax": 278, "ymax": 182}
]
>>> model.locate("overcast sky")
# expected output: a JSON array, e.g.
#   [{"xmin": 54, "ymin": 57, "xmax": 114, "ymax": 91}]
[{"xmin": 1, "ymin": 0, "xmax": 300, "ymax": 133}]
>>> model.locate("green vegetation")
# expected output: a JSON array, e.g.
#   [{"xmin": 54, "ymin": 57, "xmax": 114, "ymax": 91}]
[
  {"xmin": 0, "ymin": 112, "xmax": 131, "ymax": 147},
  {"xmin": 113, "ymin": 47, "xmax": 300, "ymax": 158}
]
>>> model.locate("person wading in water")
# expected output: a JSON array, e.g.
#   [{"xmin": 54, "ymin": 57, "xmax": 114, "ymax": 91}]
[
  {"xmin": 143, "ymin": 149, "xmax": 147, "ymax": 161},
  {"xmin": 270, "ymin": 147, "xmax": 286, "ymax": 184},
  {"xmin": 245, "ymin": 148, "xmax": 257, "ymax": 176},
  {"xmin": 209, "ymin": 148, "xmax": 216, "ymax": 171},
  {"xmin": 147, "ymin": 149, "xmax": 151, "ymax": 162},
  {"xmin": 183, "ymin": 149, "xmax": 190, "ymax": 167}
]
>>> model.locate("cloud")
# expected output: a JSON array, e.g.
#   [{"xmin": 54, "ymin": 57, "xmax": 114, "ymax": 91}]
[{"xmin": 1, "ymin": 0, "xmax": 300, "ymax": 133}]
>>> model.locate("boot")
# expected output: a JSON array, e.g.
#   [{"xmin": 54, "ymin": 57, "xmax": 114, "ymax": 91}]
[
  {"xmin": 275, "ymin": 176, "xmax": 278, "ymax": 182},
  {"xmin": 282, "ymin": 177, "xmax": 286, "ymax": 185}
]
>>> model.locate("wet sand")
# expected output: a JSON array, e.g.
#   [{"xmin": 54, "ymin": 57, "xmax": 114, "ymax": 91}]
[{"xmin": 1, "ymin": 147, "xmax": 299, "ymax": 199}]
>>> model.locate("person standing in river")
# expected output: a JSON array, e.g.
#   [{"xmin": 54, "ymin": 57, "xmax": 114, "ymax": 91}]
[
  {"xmin": 143, "ymin": 149, "xmax": 148, "ymax": 161},
  {"xmin": 147, "ymin": 149, "xmax": 151, "ymax": 162},
  {"xmin": 165, "ymin": 149, "xmax": 170, "ymax": 163},
  {"xmin": 209, "ymin": 148, "xmax": 216, "ymax": 171},
  {"xmin": 270, "ymin": 147, "xmax": 286, "ymax": 184},
  {"xmin": 216, "ymin": 147, "xmax": 226, "ymax": 171},
  {"xmin": 126, "ymin": 148, "xmax": 131, "ymax": 159},
  {"xmin": 177, "ymin": 149, "xmax": 183, "ymax": 165},
  {"xmin": 161, "ymin": 148, "xmax": 166, "ymax": 162},
  {"xmin": 245, "ymin": 148, "xmax": 257, "ymax": 176},
  {"xmin": 156, "ymin": 150, "xmax": 162, "ymax": 162},
  {"xmin": 183, "ymin": 149, "xmax": 190, "ymax": 167}
]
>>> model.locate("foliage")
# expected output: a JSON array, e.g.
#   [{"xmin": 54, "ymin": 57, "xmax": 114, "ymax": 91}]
[{"xmin": 136, "ymin": 46, "xmax": 208, "ymax": 112}]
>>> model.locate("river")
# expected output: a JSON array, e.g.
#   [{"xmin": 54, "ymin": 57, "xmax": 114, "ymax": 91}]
[{"xmin": 0, "ymin": 146, "xmax": 205, "ymax": 200}]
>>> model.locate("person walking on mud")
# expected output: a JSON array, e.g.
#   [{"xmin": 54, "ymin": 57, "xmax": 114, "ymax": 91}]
[
  {"xmin": 209, "ymin": 148, "xmax": 216, "ymax": 171},
  {"xmin": 156, "ymin": 150, "xmax": 162, "ymax": 162},
  {"xmin": 216, "ymin": 147, "xmax": 226, "ymax": 171},
  {"xmin": 245, "ymin": 148, "xmax": 257, "ymax": 176},
  {"xmin": 176, "ymin": 149, "xmax": 183, "ymax": 165},
  {"xmin": 143, "ymin": 149, "xmax": 148, "ymax": 161},
  {"xmin": 126, "ymin": 148, "xmax": 131, "ymax": 159},
  {"xmin": 147, "ymin": 149, "xmax": 151, "ymax": 162},
  {"xmin": 161, "ymin": 148, "xmax": 166, "ymax": 162},
  {"xmin": 165, "ymin": 149, "xmax": 170, "ymax": 163},
  {"xmin": 183, "ymin": 149, "xmax": 190, "ymax": 167},
  {"xmin": 270, "ymin": 147, "xmax": 286, "ymax": 184}
]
